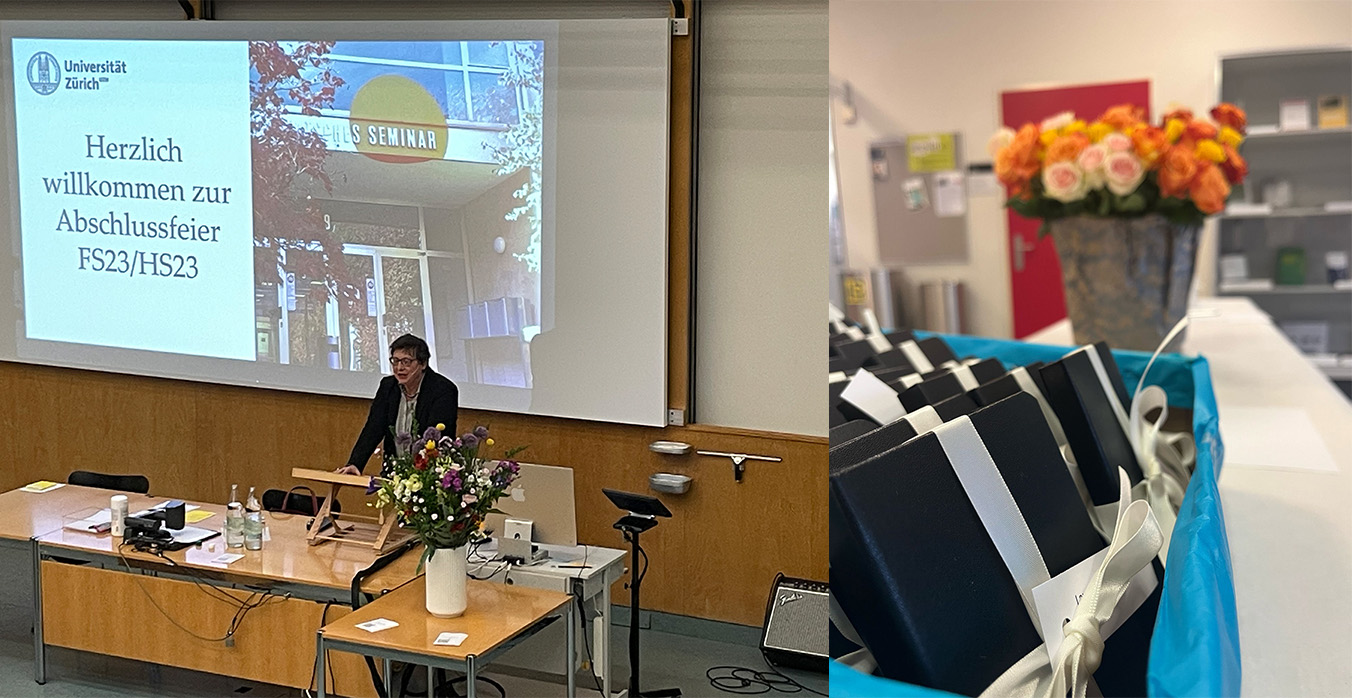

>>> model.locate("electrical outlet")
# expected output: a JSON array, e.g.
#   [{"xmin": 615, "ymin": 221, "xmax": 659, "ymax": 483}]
[
  {"xmin": 671, "ymin": 18, "xmax": 689, "ymax": 36},
  {"xmin": 666, "ymin": 408, "xmax": 685, "ymax": 427}
]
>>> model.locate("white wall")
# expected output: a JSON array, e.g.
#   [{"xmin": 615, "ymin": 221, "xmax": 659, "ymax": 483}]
[
  {"xmin": 696, "ymin": 0, "xmax": 827, "ymax": 435},
  {"xmin": 831, "ymin": 0, "xmax": 1352, "ymax": 338}
]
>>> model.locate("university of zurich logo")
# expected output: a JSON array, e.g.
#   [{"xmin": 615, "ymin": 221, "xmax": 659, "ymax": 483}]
[{"xmin": 27, "ymin": 52, "xmax": 60, "ymax": 95}]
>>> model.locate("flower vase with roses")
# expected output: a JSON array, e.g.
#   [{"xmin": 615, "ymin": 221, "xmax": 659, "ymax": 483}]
[
  {"xmin": 370, "ymin": 423, "xmax": 525, "ymax": 617},
  {"xmin": 989, "ymin": 103, "xmax": 1251, "ymax": 350}
]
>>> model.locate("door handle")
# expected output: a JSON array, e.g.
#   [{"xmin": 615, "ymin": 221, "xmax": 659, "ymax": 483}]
[{"xmin": 1012, "ymin": 235, "xmax": 1033, "ymax": 273}]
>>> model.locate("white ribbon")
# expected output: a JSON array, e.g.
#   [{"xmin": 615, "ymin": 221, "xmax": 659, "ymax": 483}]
[
  {"xmin": 980, "ymin": 469, "xmax": 1163, "ymax": 698},
  {"xmin": 896, "ymin": 340, "xmax": 935, "ymax": 374},
  {"xmin": 948, "ymin": 365, "xmax": 980, "ymax": 391},
  {"xmin": 1010, "ymin": 367, "xmax": 1097, "ymax": 530},
  {"xmin": 902, "ymin": 405, "xmax": 943, "ymax": 435},
  {"xmin": 1076, "ymin": 322, "xmax": 1196, "ymax": 557},
  {"xmin": 934, "ymin": 417, "xmax": 1051, "ymax": 629}
]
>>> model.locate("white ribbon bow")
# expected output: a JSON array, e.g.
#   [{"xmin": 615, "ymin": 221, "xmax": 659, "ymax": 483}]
[{"xmin": 980, "ymin": 469, "xmax": 1163, "ymax": 698}]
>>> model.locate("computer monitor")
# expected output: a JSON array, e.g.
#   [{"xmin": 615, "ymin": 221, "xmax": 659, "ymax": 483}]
[{"xmin": 485, "ymin": 462, "xmax": 578, "ymax": 546}]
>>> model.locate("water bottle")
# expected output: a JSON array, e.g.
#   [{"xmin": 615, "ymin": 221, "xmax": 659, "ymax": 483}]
[
  {"xmin": 244, "ymin": 511, "xmax": 263, "ymax": 551},
  {"xmin": 226, "ymin": 502, "xmax": 245, "ymax": 548}
]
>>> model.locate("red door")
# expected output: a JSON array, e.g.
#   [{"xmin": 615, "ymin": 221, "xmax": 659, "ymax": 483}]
[{"xmin": 1001, "ymin": 80, "xmax": 1151, "ymax": 338}]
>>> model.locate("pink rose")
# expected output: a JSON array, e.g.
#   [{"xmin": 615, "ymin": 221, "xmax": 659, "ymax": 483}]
[
  {"xmin": 1042, "ymin": 161, "xmax": 1087, "ymax": 203},
  {"xmin": 1102, "ymin": 132, "xmax": 1132, "ymax": 152},
  {"xmin": 1076, "ymin": 144, "xmax": 1109, "ymax": 189},
  {"xmin": 1103, "ymin": 151, "xmax": 1145, "ymax": 196}
]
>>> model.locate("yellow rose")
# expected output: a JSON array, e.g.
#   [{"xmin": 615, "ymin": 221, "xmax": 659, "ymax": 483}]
[
  {"xmin": 1165, "ymin": 119, "xmax": 1186, "ymax": 143},
  {"xmin": 1088, "ymin": 122, "xmax": 1113, "ymax": 142},
  {"xmin": 436, "ymin": 423, "xmax": 445, "ymax": 431},
  {"xmin": 1039, "ymin": 130, "xmax": 1058, "ymax": 147},
  {"xmin": 426, "ymin": 440, "xmax": 436, "ymax": 450},
  {"xmin": 1218, "ymin": 126, "xmax": 1243, "ymax": 148},
  {"xmin": 1195, "ymin": 139, "xmax": 1225, "ymax": 163},
  {"xmin": 486, "ymin": 438, "xmax": 495, "ymax": 446},
  {"xmin": 1063, "ymin": 120, "xmax": 1088, "ymax": 135}
]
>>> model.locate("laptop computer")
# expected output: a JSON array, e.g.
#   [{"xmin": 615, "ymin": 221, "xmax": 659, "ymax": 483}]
[{"xmin": 484, "ymin": 462, "xmax": 578, "ymax": 547}]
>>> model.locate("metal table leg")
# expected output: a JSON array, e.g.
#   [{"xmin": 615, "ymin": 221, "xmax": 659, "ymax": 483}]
[
  {"xmin": 566, "ymin": 597, "xmax": 577, "ymax": 698},
  {"xmin": 600, "ymin": 580, "xmax": 612, "ymax": 697},
  {"xmin": 32, "ymin": 539, "xmax": 44, "ymax": 685},
  {"xmin": 466, "ymin": 654, "xmax": 477, "ymax": 698},
  {"xmin": 428, "ymin": 663, "xmax": 435, "ymax": 698},
  {"xmin": 316, "ymin": 632, "xmax": 327, "ymax": 698},
  {"xmin": 383, "ymin": 657, "xmax": 393, "ymax": 697}
]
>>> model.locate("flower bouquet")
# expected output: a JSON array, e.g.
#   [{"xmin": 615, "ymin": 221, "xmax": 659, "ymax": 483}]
[
  {"xmin": 370, "ymin": 423, "xmax": 524, "ymax": 617},
  {"xmin": 989, "ymin": 103, "xmax": 1250, "ymax": 349}
]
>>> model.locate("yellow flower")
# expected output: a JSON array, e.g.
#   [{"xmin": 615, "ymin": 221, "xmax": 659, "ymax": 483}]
[
  {"xmin": 1195, "ymin": 139, "xmax": 1225, "ymax": 163},
  {"xmin": 436, "ymin": 423, "xmax": 445, "ymax": 431},
  {"xmin": 1088, "ymin": 122, "xmax": 1113, "ymax": 142},
  {"xmin": 1218, "ymin": 126, "xmax": 1243, "ymax": 148},
  {"xmin": 426, "ymin": 440, "xmax": 436, "ymax": 450},
  {"xmin": 1063, "ymin": 120, "xmax": 1088, "ymax": 136},
  {"xmin": 1039, "ymin": 130, "xmax": 1058, "ymax": 147},
  {"xmin": 1164, "ymin": 119, "xmax": 1186, "ymax": 143},
  {"xmin": 486, "ymin": 438, "xmax": 495, "ymax": 446}
]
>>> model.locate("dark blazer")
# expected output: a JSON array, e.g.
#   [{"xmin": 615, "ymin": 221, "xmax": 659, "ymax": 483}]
[{"xmin": 347, "ymin": 369, "xmax": 459, "ymax": 472}]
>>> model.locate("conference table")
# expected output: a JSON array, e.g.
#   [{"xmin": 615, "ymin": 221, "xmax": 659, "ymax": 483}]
[
  {"xmin": 0, "ymin": 483, "xmax": 622, "ymax": 697},
  {"xmin": 1028, "ymin": 296, "xmax": 1352, "ymax": 696}
]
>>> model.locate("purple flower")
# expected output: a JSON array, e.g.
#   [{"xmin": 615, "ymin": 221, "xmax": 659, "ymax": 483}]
[
  {"xmin": 365, "ymin": 477, "xmax": 378, "ymax": 495},
  {"xmin": 422, "ymin": 426, "xmax": 441, "ymax": 442},
  {"xmin": 461, "ymin": 433, "xmax": 479, "ymax": 448},
  {"xmin": 473, "ymin": 426, "xmax": 489, "ymax": 439},
  {"xmin": 441, "ymin": 472, "xmax": 454, "ymax": 489},
  {"xmin": 395, "ymin": 432, "xmax": 413, "ymax": 452}
]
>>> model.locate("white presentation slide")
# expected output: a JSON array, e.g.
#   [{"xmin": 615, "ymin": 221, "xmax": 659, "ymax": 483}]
[{"xmin": 1, "ymin": 20, "xmax": 671, "ymax": 427}]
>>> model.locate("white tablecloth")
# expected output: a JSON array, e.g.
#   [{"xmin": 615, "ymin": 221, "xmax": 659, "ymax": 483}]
[{"xmin": 1027, "ymin": 298, "xmax": 1352, "ymax": 696}]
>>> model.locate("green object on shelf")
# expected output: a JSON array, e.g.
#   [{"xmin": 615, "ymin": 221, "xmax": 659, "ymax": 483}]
[{"xmin": 1275, "ymin": 247, "xmax": 1307, "ymax": 285}]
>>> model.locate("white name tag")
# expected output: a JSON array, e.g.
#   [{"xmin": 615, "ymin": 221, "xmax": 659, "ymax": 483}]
[
  {"xmin": 841, "ymin": 369, "xmax": 907, "ymax": 424},
  {"xmin": 356, "ymin": 618, "xmax": 400, "ymax": 633},
  {"xmin": 1031, "ymin": 548, "xmax": 1158, "ymax": 663},
  {"xmin": 434, "ymin": 631, "xmax": 468, "ymax": 646}
]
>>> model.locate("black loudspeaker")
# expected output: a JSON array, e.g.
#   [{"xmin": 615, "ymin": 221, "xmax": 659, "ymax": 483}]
[{"xmin": 760, "ymin": 574, "xmax": 828, "ymax": 673}]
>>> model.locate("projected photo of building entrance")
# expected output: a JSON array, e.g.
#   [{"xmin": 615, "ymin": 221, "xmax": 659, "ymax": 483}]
[{"xmin": 249, "ymin": 39, "xmax": 544, "ymax": 389}]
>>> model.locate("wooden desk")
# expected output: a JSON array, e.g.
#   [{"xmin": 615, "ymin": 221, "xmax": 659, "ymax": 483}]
[
  {"xmin": 28, "ymin": 490, "xmax": 422, "ymax": 697},
  {"xmin": 0, "ymin": 484, "xmax": 156, "ymax": 543},
  {"xmin": 318, "ymin": 576, "xmax": 575, "ymax": 698}
]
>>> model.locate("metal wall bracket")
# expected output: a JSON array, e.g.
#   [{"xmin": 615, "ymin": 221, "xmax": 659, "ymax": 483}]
[
  {"xmin": 695, "ymin": 450, "xmax": 781, "ymax": 483},
  {"xmin": 671, "ymin": 18, "xmax": 690, "ymax": 36}
]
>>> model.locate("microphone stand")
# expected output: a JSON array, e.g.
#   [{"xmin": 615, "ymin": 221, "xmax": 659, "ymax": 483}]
[{"xmin": 615, "ymin": 514, "xmax": 681, "ymax": 698}]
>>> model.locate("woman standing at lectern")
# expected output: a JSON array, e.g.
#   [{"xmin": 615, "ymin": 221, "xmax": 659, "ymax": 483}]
[{"xmin": 337, "ymin": 334, "xmax": 458, "ymax": 475}]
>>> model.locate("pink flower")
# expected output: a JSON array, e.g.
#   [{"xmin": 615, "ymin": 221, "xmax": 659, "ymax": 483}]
[
  {"xmin": 1103, "ymin": 151, "xmax": 1145, "ymax": 196},
  {"xmin": 1102, "ymin": 132, "xmax": 1132, "ymax": 152},
  {"xmin": 1076, "ymin": 144, "xmax": 1109, "ymax": 189},
  {"xmin": 1042, "ymin": 161, "xmax": 1087, "ymax": 203}
]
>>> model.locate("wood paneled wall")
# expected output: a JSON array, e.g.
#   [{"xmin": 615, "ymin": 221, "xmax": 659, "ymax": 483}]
[
  {"xmin": 0, "ymin": 2, "xmax": 828, "ymax": 628},
  {"xmin": 0, "ymin": 361, "xmax": 826, "ymax": 626}
]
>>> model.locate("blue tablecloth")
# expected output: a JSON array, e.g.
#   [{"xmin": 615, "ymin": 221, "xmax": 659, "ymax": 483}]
[{"xmin": 831, "ymin": 334, "xmax": 1240, "ymax": 697}]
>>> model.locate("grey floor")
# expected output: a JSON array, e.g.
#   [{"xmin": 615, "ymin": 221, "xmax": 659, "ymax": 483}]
[{"xmin": 0, "ymin": 551, "xmax": 826, "ymax": 698}]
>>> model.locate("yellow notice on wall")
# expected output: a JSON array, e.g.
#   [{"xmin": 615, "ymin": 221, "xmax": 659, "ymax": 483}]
[{"xmin": 907, "ymin": 134, "xmax": 956, "ymax": 173}]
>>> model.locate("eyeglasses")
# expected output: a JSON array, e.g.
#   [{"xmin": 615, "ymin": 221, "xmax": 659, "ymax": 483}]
[{"xmin": 389, "ymin": 357, "xmax": 419, "ymax": 368}]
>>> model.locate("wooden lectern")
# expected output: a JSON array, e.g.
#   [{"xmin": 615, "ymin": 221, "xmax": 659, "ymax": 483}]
[{"xmin": 291, "ymin": 468, "xmax": 415, "ymax": 555}]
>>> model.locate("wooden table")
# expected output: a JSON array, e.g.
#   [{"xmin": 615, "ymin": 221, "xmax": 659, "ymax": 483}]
[
  {"xmin": 25, "ymin": 489, "xmax": 422, "ymax": 695},
  {"xmin": 317, "ymin": 576, "xmax": 576, "ymax": 698}
]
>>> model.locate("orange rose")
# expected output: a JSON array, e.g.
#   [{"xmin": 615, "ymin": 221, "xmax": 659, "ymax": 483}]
[
  {"xmin": 1186, "ymin": 120, "xmax": 1218, "ymax": 141},
  {"xmin": 1161, "ymin": 107, "xmax": 1194, "ymax": 124},
  {"xmin": 1044, "ymin": 132, "xmax": 1090, "ymax": 163},
  {"xmin": 1210, "ymin": 103, "xmax": 1247, "ymax": 134},
  {"xmin": 1100, "ymin": 104, "xmax": 1145, "ymax": 131},
  {"xmin": 1219, "ymin": 144, "xmax": 1248, "ymax": 184},
  {"xmin": 995, "ymin": 123, "xmax": 1041, "ymax": 187},
  {"xmin": 1131, "ymin": 126, "xmax": 1169, "ymax": 164},
  {"xmin": 1157, "ymin": 145, "xmax": 1198, "ymax": 199},
  {"xmin": 1190, "ymin": 162, "xmax": 1230, "ymax": 214}
]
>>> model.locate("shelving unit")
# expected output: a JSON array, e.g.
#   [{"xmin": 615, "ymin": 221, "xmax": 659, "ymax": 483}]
[{"xmin": 1216, "ymin": 47, "xmax": 1352, "ymax": 397}]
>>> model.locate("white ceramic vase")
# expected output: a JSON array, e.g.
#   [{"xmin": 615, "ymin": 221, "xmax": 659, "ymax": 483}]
[{"xmin": 424, "ymin": 545, "xmax": 468, "ymax": 618}]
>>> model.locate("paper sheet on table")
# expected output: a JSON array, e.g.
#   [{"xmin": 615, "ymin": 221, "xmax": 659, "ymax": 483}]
[
  {"xmin": 185, "ymin": 510, "xmax": 215, "ymax": 523},
  {"xmin": 22, "ymin": 481, "xmax": 64, "ymax": 493},
  {"xmin": 1220, "ymin": 407, "xmax": 1338, "ymax": 472},
  {"xmin": 63, "ymin": 508, "xmax": 112, "ymax": 533}
]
